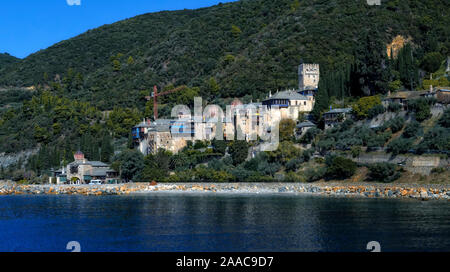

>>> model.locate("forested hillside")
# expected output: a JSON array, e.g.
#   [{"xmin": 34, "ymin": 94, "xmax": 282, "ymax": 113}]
[
  {"xmin": 0, "ymin": 53, "xmax": 19, "ymax": 69},
  {"xmin": 0, "ymin": 0, "xmax": 449, "ymax": 179},
  {"xmin": 0, "ymin": 0, "xmax": 448, "ymax": 109}
]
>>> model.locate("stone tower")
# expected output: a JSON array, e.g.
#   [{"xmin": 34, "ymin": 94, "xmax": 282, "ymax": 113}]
[{"xmin": 298, "ymin": 63, "xmax": 320, "ymax": 91}]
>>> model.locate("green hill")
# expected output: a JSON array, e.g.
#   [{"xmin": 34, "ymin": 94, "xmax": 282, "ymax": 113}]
[
  {"xmin": 0, "ymin": 0, "xmax": 449, "ymax": 177},
  {"xmin": 0, "ymin": 0, "xmax": 448, "ymax": 110},
  {"xmin": 0, "ymin": 53, "xmax": 19, "ymax": 70}
]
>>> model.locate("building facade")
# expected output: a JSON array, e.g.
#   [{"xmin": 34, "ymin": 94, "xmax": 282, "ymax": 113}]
[
  {"xmin": 298, "ymin": 63, "xmax": 320, "ymax": 95},
  {"xmin": 132, "ymin": 62, "xmax": 320, "ymax": 155},
  {"xmin": 55, "ymin": 151, "xmax": 119, "ymax": 184},
  {"xmin": 323, "ymin": 108, "xmax": 352, "ymax": 129}
]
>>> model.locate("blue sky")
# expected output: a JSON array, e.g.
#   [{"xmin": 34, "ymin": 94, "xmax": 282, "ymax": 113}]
[{"xmin": 0, "ymin": 0, "xmax": 235, "ymax": 59}]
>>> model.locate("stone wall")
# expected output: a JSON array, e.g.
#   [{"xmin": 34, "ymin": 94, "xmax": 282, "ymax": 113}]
[{"xmin": 350, "ymin": 153, "xmax": 449, "ymax": 175}]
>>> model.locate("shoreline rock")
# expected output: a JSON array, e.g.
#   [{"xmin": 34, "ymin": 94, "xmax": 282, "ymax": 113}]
[{"xmin": 0, "ymin": 182, "xmax": 449, "ymax": 201}]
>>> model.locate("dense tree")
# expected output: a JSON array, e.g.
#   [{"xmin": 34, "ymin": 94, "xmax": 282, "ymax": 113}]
[
  {"xmin": 311, "ymin": 78, "xmax": 330, "ymax": 122},
  {"xmin": 325, "ymin": 156, "xmax": 357, "ymax": 180},
  {"xmin": 212, "ymin": 139, "xmax": 227, "ymax": 155},
  {"xmin": 229, "ymin": 140, "xmax": 249, "ymax": 166},
  {"xmin": 420, "ymin": 52, "xmax": 443, "ymax": 74},
  {"xmin": 138, "ymin": 149, "xmax": 172, "ymax": 182},
  {"xmin": 387, "ymin": 137, "xmax": 413, "ymax": 155},
  {"xmin": 352, "ymin": 95, "xmax": 382, "ymax": 119},
  {"xmin": 279, "ymin": 119, "xmax": 296, "ymax": 141},
  {"xmin": 408, "ymin": 98, "xmax": 431, "ymax": 122},
  {"xmin": 403, "ymin": 121, "xmax": 422, "ymax": 138},
  {"xmin": 367, "ymin": 163, "xmax": 401, "ymax": 183},
  {"xmin": 394, "ymin": 44, "xmax": 419, "ymax": 90},
  {"xmin": 438, "ymin": 108, "xmax": 450, "ymax": 128},
  {"xmin": 111, "ymin": 149, "xmax": 144, "ymax": 182},
  {"xmin": 352, "ymin": 31, "xmax": 391, "ymax": 95}
]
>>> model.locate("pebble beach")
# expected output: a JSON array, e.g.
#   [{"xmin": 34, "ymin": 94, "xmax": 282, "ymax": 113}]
[{"xmin": 1, "ymin": 181, "xmax": 449, "ymax": 200}]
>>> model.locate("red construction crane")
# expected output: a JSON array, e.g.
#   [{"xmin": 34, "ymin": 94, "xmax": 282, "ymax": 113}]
[{"xmin": 151, "ymin": 85, "xmax": 187, "ymax": 120}]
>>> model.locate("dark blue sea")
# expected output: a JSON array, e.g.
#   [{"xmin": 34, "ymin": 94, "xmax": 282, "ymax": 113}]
[{"xmin": 0, "ymin": 193, "xmax": 449, "ymax": 252}]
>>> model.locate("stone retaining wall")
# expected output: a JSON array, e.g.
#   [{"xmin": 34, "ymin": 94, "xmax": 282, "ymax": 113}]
[{"xmin": 350, "ymin": 153, "xmax": 449, "ymax": 175}]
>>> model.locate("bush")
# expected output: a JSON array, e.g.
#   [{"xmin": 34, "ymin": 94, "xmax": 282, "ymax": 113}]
[
  {"xmin": 212, "ymin": 139, "xmax": 227, "ymax": 154},
  {"xmin": 304, "ymin": 167, "xmax": 327, "ymax": 182},
  {"xmin": 286, "ymin": 157, "xmax": 304, "ymax": 172},
  {"xmin": 352, "ymin": 95, "xmax": 382, "ymax": 119},
  {"xmin": 325, "ymin": 156, "xmax": 357, "ymax": 180},
  {"xmin": 229, "ymin": 140, "xmax": 249, "ymax": 165},
  {"xmin": 367, "ymin": 132, "xmax": 391, "ymax": 150},
  {"xmin": 367, "ymin": 104, "xmax": 385, "ymax": 119},
  {"xmin": 408, "ymin": 98, "xmax": 431, "ymax": 122},
  {"xmin": 317, "ymin": 139, "xmax": 335, "ymax": 154},
  {"xmin": 284, "ymin": 172, "xmax": 305, "ymax": 183},
  {"xmin": 387, "ymin": 103, "xmax": 402, "ymax": 113},
  {"xmin": 438, "ymin": 108, "xmax": 450, "ymax": 128},
  {"xmin": 388, "ymin": 117, "xmax": 405, "ymax": 133},
  {"xmin": 351, "ymin": 146, "xmax": 362, "ymax": 158},
  {"xmin": 367, "ymin": 163, "xmax": 401, "ymax": 183},
  {"xmin": 431, "ymin": 167, "xmax": 446, "ymax": 174},
  {"xmin": 279, "ymin": 119, "xmax": 296, "ymax": 141},
  {"xmin": 402, "ymin": 121, "xmax": 422, "ymax": 138},
  {"xmin": 300, "ymin": 127, "xmax": 321, "ymax": 144},
  {"xmin": 387, "ymin": 137, "xmax": 413, "ymax": 155},
  {"xmin": 339, "ymin": 119, "xmax": 354, "ymax": 132},
  {"xmin": 193, "ymin": 141, "xmax": 208, "ymax": 149},
  {"xmin": 416, "ymin": 126, "xmax": 450, "ymax": 153}
]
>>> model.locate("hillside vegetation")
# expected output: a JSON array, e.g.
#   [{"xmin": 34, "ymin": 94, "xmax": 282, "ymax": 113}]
[
  {"xmin": 0, "ymin": 0, "xmax": 448, "ymax": 109},
  {"xmin": 0, "ymin": 53, "xmax": 19, "ymax": 69},
  {"xmin": 0, "ymin": 0, "xmax": 449, "ymax": 180}
]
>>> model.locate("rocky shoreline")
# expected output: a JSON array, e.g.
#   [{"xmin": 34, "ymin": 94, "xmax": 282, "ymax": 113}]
[{"xmin": 0, "ymin": 182, "xmax": 449, "ymax": 200}]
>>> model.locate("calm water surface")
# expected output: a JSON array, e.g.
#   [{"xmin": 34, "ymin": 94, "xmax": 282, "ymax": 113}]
[{"xmin": 0, "ymin": 193, "xmax": 449, "ymax": 252}]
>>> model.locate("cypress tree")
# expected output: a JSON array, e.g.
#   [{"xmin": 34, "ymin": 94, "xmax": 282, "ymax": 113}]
[{"xmin": 311, "ymin": 77, "xmax": 330, "ymax": 122}]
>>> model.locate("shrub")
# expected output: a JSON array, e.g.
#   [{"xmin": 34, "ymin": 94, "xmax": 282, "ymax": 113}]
[
  {"xmin": 325, "ymin": 156, "xmax": 357, "ymax": 180},
  {"xmin": 300, "ymin": 127, "xmax": 321, "ymax": 144},
  {"xmin": 420, "ymin": 52, "xmax": 443, "ymax": 73},
  {"xmin": 367, "ymin": 104, "xmax": 385, "ymax": 119},
  {"xmin": 352, "ymin": 95, "xmax": 382, "ymax": 119},
  {"xmin": 229, "ymin": 140, "xmax": 249, "ymax": 165},
  {"xmin": 367, "ymin": 163, "xmax": 401, "ymax": 183},
  {"xmin": 408, "ymin": 98, "xmax": 431, "ymax": 122},
  {"xmin": 336, "ymin": 137, "xmax": 363, "ymax": 150},
  {"xmin": 367, "ymin": 132, "xmax": 391, "ymax": 151},
  {"xmin": 402, "ymin": 121, "xmax": 422, "ymax": 138},
  {"xmin": 304, "ymin": 167, "xmax": 327, "ymax": 182},
  {"xmin": 286, "ymin": 157, "xmax": 304, "ymax": 172},
  {"xmin": 317, "ymin": 139, "xmax": 335, "ymax": 154},
  {"xmin": 339, "ymin": 119, "xmax": 354, "ymax": 132},
  {"xmin": 387, "ymin": 103, "xmax": 402, "ymax": 113},
  {"xmin": 388, "ymin": 117, "xmax": 405, "ymax": 133},
  {"xmin": 212, "ymin": 139, "xmax": 227, "ymax": 154},
  {"xmin": 438, "ymin": 108, "xmax": 450, "ymax": 128},
  {"xmin": 431, "ymin": 167, "xmax": 446, "ymax": 174},
  {"xmin": 193, "ymin": 140, "xmax": 208, "ymax": 149},
  {"xmin": 351, "ymin": 146, "xmax": 362, "ymax": 158},
  {"xmin": 284, "ymin": 172, "xmax": 305, "ymax": 183},
  {"xmin": 387, "ymin": 137, "xmax": 413, "ymax": 155},
  {"xmin": 416, "ymin": 126, "xmax": 450, "ymax": 153},
  {"xmin": 279, "ymin": 119, "xmax": 296, "ymax": 141}
]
